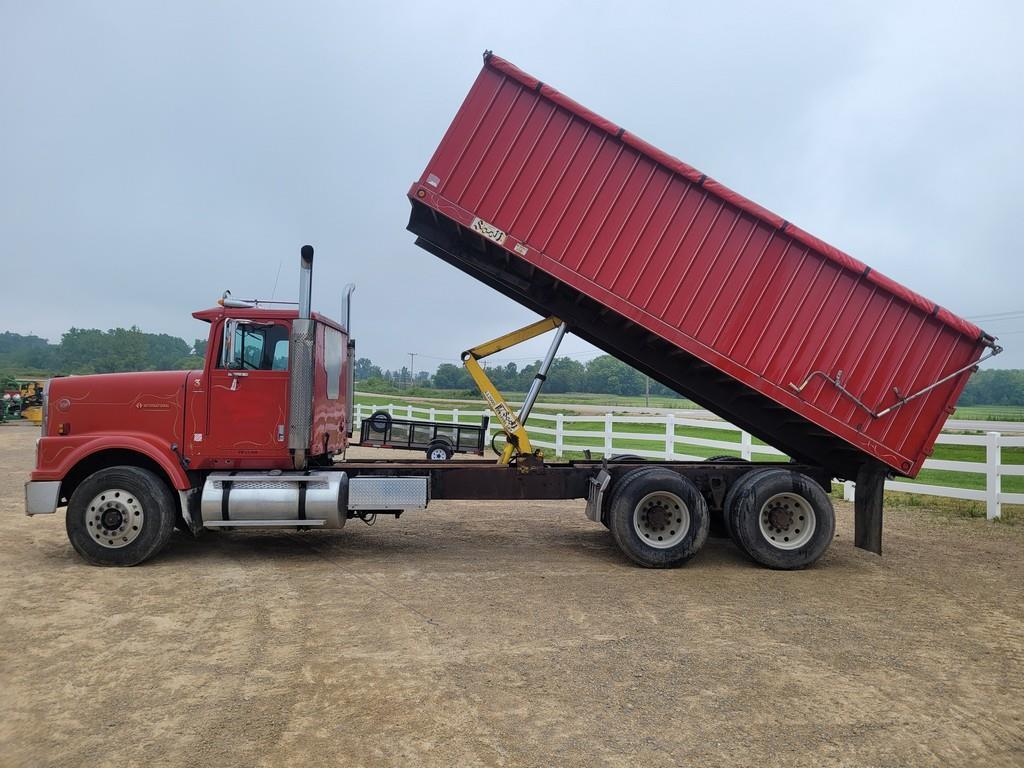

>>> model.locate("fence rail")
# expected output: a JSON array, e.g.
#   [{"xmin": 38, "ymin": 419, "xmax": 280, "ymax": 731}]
[{"xmin": 353, "ymin": 403, "xmax": 1020, "ymax": 520}]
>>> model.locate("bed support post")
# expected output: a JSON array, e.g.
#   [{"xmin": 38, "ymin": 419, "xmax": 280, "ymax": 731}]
[{"xmin": 854, "ymin": 462, "xmax": 886, "ymax": 555}]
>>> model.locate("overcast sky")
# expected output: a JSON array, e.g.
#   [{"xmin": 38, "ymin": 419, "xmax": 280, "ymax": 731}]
[{"xmin": 2, "ymin": 1, "xmax": 1022, "ymax": 371}]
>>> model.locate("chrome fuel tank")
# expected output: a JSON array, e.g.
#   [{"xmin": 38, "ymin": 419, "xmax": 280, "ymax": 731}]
[{"xmin": 200, "ymin": 471, "xmax": 346, "ymax": 528}]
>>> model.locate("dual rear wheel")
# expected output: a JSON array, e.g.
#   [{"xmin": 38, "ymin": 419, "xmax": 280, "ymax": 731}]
[{"xmin": 605, "ymin": 466, "xmax": 834, "ymax": 569}]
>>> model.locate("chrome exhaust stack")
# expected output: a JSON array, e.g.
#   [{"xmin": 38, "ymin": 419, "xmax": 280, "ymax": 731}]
[
  {"xmin": 288, "ymin": 245, "xmax": 316, "ymax": 470},
  {"xmin": 341, "ymin": 283, "xmax": 356, "ymax": 438}
]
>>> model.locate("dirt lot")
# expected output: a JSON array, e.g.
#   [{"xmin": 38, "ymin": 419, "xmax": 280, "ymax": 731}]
[{"xmin": 1, "ymin": 422, "xmax": 1021, "ymax": 767}]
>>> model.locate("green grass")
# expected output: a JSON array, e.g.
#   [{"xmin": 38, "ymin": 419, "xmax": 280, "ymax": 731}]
[{"xmin": 951, "ymin": 405, "xmax": 1024, "ymax": 421}]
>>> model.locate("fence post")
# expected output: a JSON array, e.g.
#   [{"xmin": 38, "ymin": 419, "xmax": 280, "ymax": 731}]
[
  {"xmin": 429, "ymin": 407, "xmax": 436, "ymax": 422},
  {"xmin": 387, "ymin": 403, "xmax": 394, "ymax": 416},
  {"xmin": 555, "ymin": 413, "xmax": 564, "ymax": 458},
  {"xmin": 986, "ymin": 431, "xmax": 1001, "ymax": 520},
  {"xmin": 604, "ymin": 413, "xmax": 613, "ymax": 457},
  {"xmin": 452, "ymin": 408, "xmax": 459, "ymax": 424},
  {"xmin": 354, "ymin": 402, "xmax": 362, "ymax": 429},
  {"xmin": 740, "ymin": 430, "xmax": 753, "ymax": 461},
  {"xmin": 843, "ymin": 480, "xmax": 855, "ymax": 502},
  {"xmin": 407, "ymin": 404, "xmax": 414, "ymax": 418},
  {"xmin": 665, "ymin": 413, "xmax": 675, "ymax": 459}
]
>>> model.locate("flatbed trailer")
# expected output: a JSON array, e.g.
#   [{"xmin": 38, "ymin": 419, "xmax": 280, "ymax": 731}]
[
  {"xmin": 356, "ymin": 411, "xmax": 490, "ymax": 460},
  {"xmin": 22, "ymin": 54, "xmax": 995, "ymax": 570}
]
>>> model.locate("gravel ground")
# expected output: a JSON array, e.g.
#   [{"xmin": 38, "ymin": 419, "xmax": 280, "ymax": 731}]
[{"xmin": 1, "ymin": 422, "xmax": 1021, "ymax": 767}]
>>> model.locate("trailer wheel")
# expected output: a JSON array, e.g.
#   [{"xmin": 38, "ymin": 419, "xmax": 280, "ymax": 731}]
[
  {"xmin": 608, "ymin": 469, "xmax": 709, "ymax": 568},
  {"xmin": 65, "ymin": 466, "xmax": 176, "ymax": 566},
  {"xmin": 426, "ymin": 441, "xmax": 453, "ymax": 461},
  {"xmin": 727, "ymin": 469, "xmax": 835, "ymax": 570},
  {"xmin": 367, "ymin": 410, "xmax": 392, "ymax": 434}
]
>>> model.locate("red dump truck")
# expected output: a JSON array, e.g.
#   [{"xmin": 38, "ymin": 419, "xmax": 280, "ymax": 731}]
[{"xmin": 24, "ymin": 53, "xmax": 998, "ymax": 570}]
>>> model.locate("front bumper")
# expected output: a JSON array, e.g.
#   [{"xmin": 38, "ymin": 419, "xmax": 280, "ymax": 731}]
[{"xmin": 24, "ymin": 481, "xmax": 61, "ymax": 515}]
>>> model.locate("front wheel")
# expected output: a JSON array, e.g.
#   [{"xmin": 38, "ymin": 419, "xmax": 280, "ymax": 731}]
[
  {"xmin": 66, "ymin": 466, "xmax": 176, "ymax": 566},
  {"xmin": 608, "ymin": 468, "xmax": 709, "ymax": 568}
]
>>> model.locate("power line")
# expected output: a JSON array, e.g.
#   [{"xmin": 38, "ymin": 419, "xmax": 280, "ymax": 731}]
[{"xmin": 965, "ymin": 309, "xmax": 1024, "ymax": 321}]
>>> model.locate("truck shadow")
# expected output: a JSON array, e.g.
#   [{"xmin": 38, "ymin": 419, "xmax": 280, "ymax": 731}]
[{"xmin": 152, "ymin": 526, "xmax": 754, "ymax": 570}]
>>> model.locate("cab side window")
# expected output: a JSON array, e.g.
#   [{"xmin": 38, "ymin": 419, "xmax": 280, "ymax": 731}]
[{"xmin": 219, "ymin": 322, "xmax": 289, "ymax": 371}]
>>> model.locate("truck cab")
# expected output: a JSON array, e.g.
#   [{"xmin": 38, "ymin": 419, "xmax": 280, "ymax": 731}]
[
  {"xmin": 186, "ymin": 305, "xmax": 351, "ymax": 470},
  {"xmin": 25, "ymin": 247, "xmax": 364, "ymax": 565}
]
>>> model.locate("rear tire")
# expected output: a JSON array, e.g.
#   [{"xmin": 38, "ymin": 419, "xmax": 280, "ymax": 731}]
[
  {"xmin": 726, "ymin": 469, "xmax": 834, "ymax": 570},
  {"xmin": 66, "ymin": 466, "xmax": 176, "ymax": 566},
  {"xmin": 720, "ymin": 467, "xmax": 777, "ymax": 541},
  {"xmin": 608, "ymin": 468, "xmax": 709, "ymax": 568}
]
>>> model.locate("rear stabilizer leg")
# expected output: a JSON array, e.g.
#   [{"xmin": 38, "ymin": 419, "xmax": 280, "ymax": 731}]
[{"xmin": 854, "ymin": 462, "xmax": 886, "ymax": 555}]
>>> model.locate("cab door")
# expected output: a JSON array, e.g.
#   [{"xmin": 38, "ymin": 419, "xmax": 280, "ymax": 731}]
[{"xmin": 206, "ymin": 319, "xmax": 291, "ymax": 465}]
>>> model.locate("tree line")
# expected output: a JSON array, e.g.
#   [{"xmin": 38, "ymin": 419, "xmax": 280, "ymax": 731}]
[
  {"xmin": 0, "ymin": 330, "xmax": 204, "ymax": 375},
  {"xmin": 356, "ymin": 355, "xmax": 682, "ymax": 397},
  {"xmin": 3, "ymin": 329, "xmax": 1022, "ymax": 405}
]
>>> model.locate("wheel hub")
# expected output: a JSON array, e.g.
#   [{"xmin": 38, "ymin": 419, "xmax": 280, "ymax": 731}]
[
  {"xmin": 633, "ymin": 491, "xmax": 690, "ymax": 549},
  {"xmin": 644, "ymin": 503, "xmax": 671, "ymax": 531},
  {"xmin": 86, "ymin": 489, "xmax": 145, "ymax": 549},
  {"xmin": 758, "ymin": 492, "xmax": 815, "ymax": 550},
  {"xmin": 766, "ymin": 506, "xmax": 793, "ymax": 531},
  {"xmin": 100, "ymin": 508, "xmax": 124, "ymax": 530}
]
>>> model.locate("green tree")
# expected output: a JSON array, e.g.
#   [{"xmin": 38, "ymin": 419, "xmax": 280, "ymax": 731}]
[
  {"xmin": 354, "ymin": 357, "xmax": 383, "ymax": 381},
  {"xmin": 584, "ymin": 355, "xmax": 645, "ymax": 395},
  {"xmin": 434, "ymin": 363, "xmax": 473, "ymax": 389}
]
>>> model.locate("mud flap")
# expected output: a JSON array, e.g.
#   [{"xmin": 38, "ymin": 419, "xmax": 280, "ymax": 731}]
[{"xmin": 854, "ymin": 462, "xmax": 886, "ymax": 555}]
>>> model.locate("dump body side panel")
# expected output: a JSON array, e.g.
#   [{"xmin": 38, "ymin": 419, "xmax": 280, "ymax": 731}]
[{"xmin": 408, "ymin": 54, "xmax": 991, "ymax": 478}]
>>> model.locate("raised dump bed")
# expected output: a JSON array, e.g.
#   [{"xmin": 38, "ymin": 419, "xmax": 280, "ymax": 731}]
[{"xmin": 407, "ymin": 52, "xmax": 997, "ymax": 481}]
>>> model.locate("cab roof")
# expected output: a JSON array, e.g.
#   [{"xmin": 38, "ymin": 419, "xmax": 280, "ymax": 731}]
[{"xmin": 192, "ymin": 306, "xmax": 344, "ymax": 332}]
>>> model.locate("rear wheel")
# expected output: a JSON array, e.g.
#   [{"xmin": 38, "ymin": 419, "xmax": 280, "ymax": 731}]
[
  {"xmin": 608, "ymin": 468, "xmax": 709, "ymax": 568},
  {"xmin": 726, "ymin": 469, "xmax": 834, "ymax": 569},
  {"xmin": 66, "ymin": 466, "xmax": 176, "ymax": 566}
]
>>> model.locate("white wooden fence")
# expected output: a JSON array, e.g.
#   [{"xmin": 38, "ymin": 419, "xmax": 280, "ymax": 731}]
[{"xmin": 353, "ymin": 402, "xmax": 1022, "ymax": 520}]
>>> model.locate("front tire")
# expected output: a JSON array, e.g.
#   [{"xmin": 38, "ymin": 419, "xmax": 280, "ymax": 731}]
[
  {"xmin": 608, "ymin": 468, "xmax": 709, "ymax": 568},
  {"xmin": 66, "ymin": 466, "xmax": 176, "ymax": 566}
]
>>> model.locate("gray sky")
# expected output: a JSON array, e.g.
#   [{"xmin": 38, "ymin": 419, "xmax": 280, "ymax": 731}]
[{"xmin": 2, "ymin": 1, "xmax": 1022, "ymax": 370}]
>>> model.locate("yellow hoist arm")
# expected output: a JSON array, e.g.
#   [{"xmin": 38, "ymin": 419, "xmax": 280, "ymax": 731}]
[{"xmin": 462, "ymin": 316, "xmax": 563, "ymax": 465}]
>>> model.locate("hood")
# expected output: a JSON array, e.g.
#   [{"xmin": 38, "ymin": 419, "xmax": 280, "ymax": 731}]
[{"xmin": 47, "ymin": 370, "xmax": 194, "ymax": 443}]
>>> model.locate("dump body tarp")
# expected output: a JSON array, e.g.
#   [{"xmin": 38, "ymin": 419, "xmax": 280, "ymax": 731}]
[{"xmin": 407, "ymin": 53, "xmax": 994, "ymax": 478}]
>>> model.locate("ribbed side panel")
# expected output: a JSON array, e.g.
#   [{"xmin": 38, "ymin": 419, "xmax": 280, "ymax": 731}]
[{"xmin": 410, "ymin": 58, "xmax": 988, "ymax": 477}]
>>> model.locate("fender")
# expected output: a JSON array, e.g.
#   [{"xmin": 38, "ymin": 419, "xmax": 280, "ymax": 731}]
[{"xmin": 32, "ymin": 432, "xmax": 191, "ymax": 490}]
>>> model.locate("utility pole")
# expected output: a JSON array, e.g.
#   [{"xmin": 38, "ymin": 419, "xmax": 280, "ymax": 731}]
[{"xmin": 408, "ymin": 352, "xmax": 416, "ymax": 389}]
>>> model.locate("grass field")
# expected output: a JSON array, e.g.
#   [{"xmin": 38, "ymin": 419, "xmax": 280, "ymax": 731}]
[{"xmin": 952, "ymin": 404, "xmax": 1024, "ymax": 421}]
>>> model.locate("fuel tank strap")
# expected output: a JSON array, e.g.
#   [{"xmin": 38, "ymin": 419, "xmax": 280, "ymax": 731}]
[{"xmin": 221, "ymin": 471, "xmax": 237, "ymax": 520}]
